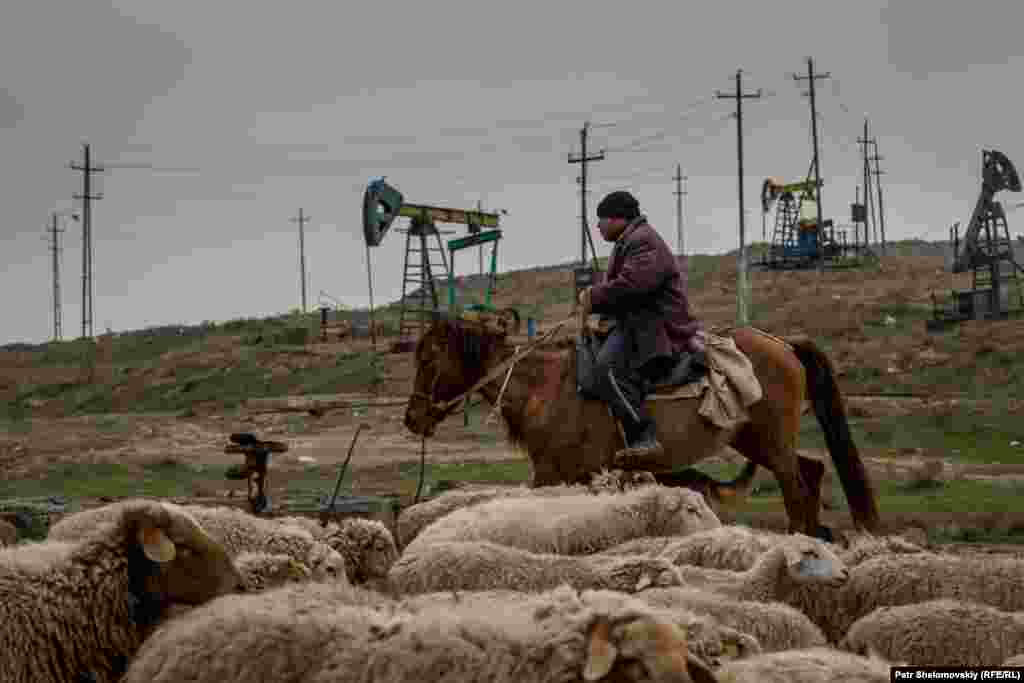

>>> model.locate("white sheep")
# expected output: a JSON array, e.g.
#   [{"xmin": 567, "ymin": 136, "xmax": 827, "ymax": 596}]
[
  {"xmin": 120, "ymin": 583, "xmax": 724, "ymax": 683},
  {"xmin": 388, "ymin": 540, "xmax": 685, "ymax": 595},
  {"xmin": 50, "ymin": 501, "xmax": 349, "ymax": 584},
  {"xmin": 713, "ymin": 646, "xmax": 894, "ymax": 683},
  {"xmin": 277, "ymin": 515, "xmax": 399, "ymax": 585},
  {"xmin": 670, "ymin": 533, "xmax": 849, "ymax": 603},
  {"xmin": 640, "ymin": 587, "xmax": 827, "ymax": 653},
  {"xmin": 405, "ymin": 485, "xmax": 721, "ymax": 557},
  {"xmin": 799, "ymin": 552, "xmax": 1024, "ymax": 643},
  {"xmin": 0, "ymin": 499, "xmax": 241, "ymax": 683},
  {"xmin": 840, "ymin": 598, "xmax": 1024, "ymax": 667},
  {"xmin": 1004, "ymin": 654, "xmax": 1024, "ymax": 667},
  {"xmin": 235, "ymin": 551, "xmax": 313, "ymax": 592},
  {"xmin": 395, "ymin": 470, "xmax": 658, "ymax": 548},
  {"xmin": 598, "ymin": 536, "xmax": 681, "ymax": 558}
]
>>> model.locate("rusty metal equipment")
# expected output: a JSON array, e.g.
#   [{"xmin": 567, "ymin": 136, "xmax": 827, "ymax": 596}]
[
  {"xmin": 928, "ymin": 149, "xmax": 1024, "ymax": 331},
  {"xmin": 224, "ymin": 433, "xmax": 289, "ymax": 514}
]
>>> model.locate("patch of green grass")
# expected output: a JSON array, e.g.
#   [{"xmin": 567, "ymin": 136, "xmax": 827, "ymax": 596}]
[
  {"xmin": 0, "ymin": 462, "xmax": 231, "ymax": 500},
  {"xmin": 94, "ymin": 415, "xmax": 130, "ymax": 432},
  {"xmin": 797, "ymin": 413, "xmax": 1024, "ymax": 465},
  {"xmin": 397, "ymin": 460, "xmax": 531, "ymax": 487}
]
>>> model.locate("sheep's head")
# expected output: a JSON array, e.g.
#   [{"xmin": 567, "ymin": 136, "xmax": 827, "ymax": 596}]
[
  {"xmin": 235, "ymin": 552, "xmax": 313, "ymax": 592},
  {"xmin": 324, "ymin": 519, "xmax": 400, "ymax": 583},
  {"xmin": 121, "ymin": 500, "xmax": 242, "ymax": 607},
  {"xmin": 782, "ymin": 534, "xmax": 849, "ymax": 588},
  {"xmin": 653, "ymin": 487, "xmax": 722, "ymax": 536},
  {"xmin": 305, "ymin": 541, "xmax": 349, "ymax": 583},
  {"xmin": 583, "ymin": 615, "xmax": 718, "ymax": 683}
]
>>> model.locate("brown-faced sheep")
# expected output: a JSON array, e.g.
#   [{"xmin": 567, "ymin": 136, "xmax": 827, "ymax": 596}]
[
  {"xmin": 405, "ymin": 485, "xmax": 721, "ymax": 557},
  {"xmin": 0, "ymin": 499, "xmax": 240, "ymax": 683},
  {"xmin": 840, "ymin": 598, "xmax": 1024, "ymax": 667},
  {"xmin": 388, "ymin": 540, "xmax": 684, "ymax": 595},
  {"xmin": 0, "ymin": 519, "xmax": 16, "ymax": 547},
  {"xmin": 121, "ymin": 584, "xmax": 722, "ymax": 683}
]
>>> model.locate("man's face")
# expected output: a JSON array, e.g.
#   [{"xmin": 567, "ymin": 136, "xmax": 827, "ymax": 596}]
[{"xmin": 597, "ymin": 215, "xmax": 627, "ymax": 242}]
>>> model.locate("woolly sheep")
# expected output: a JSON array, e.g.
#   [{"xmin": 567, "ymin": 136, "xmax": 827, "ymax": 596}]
[
  {"xmin": 50, "ymin": 501, "xmax": 349, "ymax": 584},
  {"xmin": 277, "ymin": 515, "xmax": 399, "ymax": 584},
  {"xmin": 671, "ymin": 534, "xmax": 849, "ymax": 603},
  {"xmin": 1004, "ymin": 654, "xmax": 1024, "ymax": 667},
  {"xmin": 841, "ymin": 598, "xmax": 1024, "ymax": 667},
  {"xmin": 713, "ymin": 647, "xmax": 894, "ymax": 683},
  {"xmin": 800, "ymin": 552, "xmax": 1024, "ymax": 643},
  {"xmin": 406, "ymin": 485, "xmax": 721, "ymax": 557},
  {"xmin": 121, "ymin": 583, "xmax": 722, "ymax": 683},
  {"xmin": 658, "ymin": 526, "xmax": 776, "ymax": 572},
  {"xmin": 0, "ymin": 519, "xmax": 15, "ymax": 546},
  {"xmin": 640, "ymin": 587, "xmax": 827, "ymax": 653},
  {"xmin": 235, "ymin": 551, "xmax": 313, "ymax": 592},
  {"xmin": 395, "ymin": 470, "xmax": 658, "ymax": 548},
  {"xmin": 0, "ymin": 499, "xmax": 241, "ymax": 683},
  {"xmin": 388, "ymin": 540, "xmax": 685, "ymax": 595},
  {"xmin": 599, "ymin": 536, "xmax": 681, "ymax": 558}
]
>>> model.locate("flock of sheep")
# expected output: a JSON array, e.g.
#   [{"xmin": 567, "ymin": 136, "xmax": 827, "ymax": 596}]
[{"xmin": 1, "ymin": 469, "xmax": 1023, "ymax": 682}]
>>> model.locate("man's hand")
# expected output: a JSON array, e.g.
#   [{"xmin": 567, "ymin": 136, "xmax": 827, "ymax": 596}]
[{"xmin": 578, "ymin": 286, "xmax": 593, "ymax": 315}]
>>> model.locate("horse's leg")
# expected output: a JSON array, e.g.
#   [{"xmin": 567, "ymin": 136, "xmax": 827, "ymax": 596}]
[{"xmin": 730, "ymin": 420, "xmax": 813, "ymax": 535}]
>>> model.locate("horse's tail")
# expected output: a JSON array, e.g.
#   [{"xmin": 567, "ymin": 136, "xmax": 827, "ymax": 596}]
[{"xmin": 787, "ymin": 336, "xmax": 881, "ymax": 533}]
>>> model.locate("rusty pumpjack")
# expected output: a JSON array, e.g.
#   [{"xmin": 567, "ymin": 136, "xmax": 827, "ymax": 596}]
[
  {"xmin": 928, "ymin": 149, "xmax": 1024, "ymax": 331},
  {"xmin": 362, "ymin": 177, "xmax": 505, "ymax": 351}
]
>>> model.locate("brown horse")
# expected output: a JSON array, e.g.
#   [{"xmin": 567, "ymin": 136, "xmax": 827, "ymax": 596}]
[{"xmin": 404, "ymin": 315, "xmax": 881, "ymax": 537}]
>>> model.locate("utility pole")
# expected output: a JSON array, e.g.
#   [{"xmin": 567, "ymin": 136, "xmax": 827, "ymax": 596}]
[
  {"xmin": 857, "ymin": 118, "xmax": 877, "ymax": 253},
  {"xmin": 290, "ymin": 208, "xmax": 310, "ymax": 313},
  {"xmin": 673, "ymin": 164, "xmax": 688, "ymax": 257},
  {"xmin": 567, "ymin": 121, "xmax": 605, "ymax": 265},
  {"xmin": 792, "ymin": 57, "xmax": 830, "ymax": 271},
  {"xmin": 477, "ymin": 199, "xmax": 484, "ymax": 276},
  {"xmin": 716, "ymin": 69, "xmax": 762, "ymax": 325},
  {"xmin": 870, "ymin": 139, "xmax": 887, "ymax": 255},
  {"xmin": 41, "ymin": 213, "xmax": 67, "ymax": 341},
  {"xmin": 69, "ymin": 143, "xmax": 104, "ymax": 340}
]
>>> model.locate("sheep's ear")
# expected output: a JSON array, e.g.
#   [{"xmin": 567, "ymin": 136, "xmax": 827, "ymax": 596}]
[
  {"xmin": 138, "ymin": 525, "xmax": 177, "ymax": 564},
  {"xmin": 583, "ymin": 618, "xmax": 618, "ymax": 681}
]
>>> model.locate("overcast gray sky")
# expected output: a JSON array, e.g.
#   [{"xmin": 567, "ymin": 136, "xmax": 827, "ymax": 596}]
[{"xmin": 4, "ymin": 0, "xmax": 1024, "ymax": 345}]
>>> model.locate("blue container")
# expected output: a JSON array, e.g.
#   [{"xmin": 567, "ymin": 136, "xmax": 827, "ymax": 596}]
[{"xmin": 527, "ymin": 318, "xmax": 536, "ymax": 339}]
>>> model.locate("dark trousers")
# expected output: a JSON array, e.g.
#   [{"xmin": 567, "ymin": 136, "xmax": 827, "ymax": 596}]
[{"xmin": 584, "ymin": 329, "xmax": 675, "ymax": 442}]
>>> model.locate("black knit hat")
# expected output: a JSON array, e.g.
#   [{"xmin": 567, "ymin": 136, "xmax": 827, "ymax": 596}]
[{"xmin": 596, "ymin": 191, "xmax": 640, "ymax": 220}]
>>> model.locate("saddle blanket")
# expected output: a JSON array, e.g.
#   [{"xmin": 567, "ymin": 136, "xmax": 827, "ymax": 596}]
[{"xmin": 649, "ymin": 331, "xmax": 764, "ymax": 431}]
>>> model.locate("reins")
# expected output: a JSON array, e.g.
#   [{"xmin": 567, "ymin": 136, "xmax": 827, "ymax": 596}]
[{"xmin": 431, "ymin": 313, "xmax": 579, "ymax": 415}]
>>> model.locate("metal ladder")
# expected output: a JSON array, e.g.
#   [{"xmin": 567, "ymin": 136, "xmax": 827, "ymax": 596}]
[
  {"xmin": 397, "ymin": 219, "xmax": 451, "ymax": 347},
  {"xmin": 768, "ymin": 195, "xmax": 801, "ymax": 267}
]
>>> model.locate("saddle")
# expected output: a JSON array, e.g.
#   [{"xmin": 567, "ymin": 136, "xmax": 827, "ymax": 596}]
[{"xmin": 575, "ymin": 332, "xmax": 707, "ymax": 395}]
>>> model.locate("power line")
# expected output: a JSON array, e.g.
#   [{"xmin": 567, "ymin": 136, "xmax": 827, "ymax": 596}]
[
  {"xmin": 591, "ymin": 93, "xmax": 716, "ymax": 133},
  {"xmin": 290, "ymin": 208, "xmax": 311, "ymax": 313},
  {"xmin": 716, "ymin": 69, "xmax": 762, "ymax": 326}
]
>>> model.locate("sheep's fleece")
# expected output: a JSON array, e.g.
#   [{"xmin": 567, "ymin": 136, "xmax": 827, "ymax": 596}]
[{"xmin": 121, "ymin": 584, "xmax": 722, "ymax": 683}]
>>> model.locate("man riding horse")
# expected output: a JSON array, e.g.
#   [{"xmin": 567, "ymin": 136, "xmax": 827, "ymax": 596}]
[{"xmin": 577, "ymin": 190, "xmax": 705, "ymax": 465}]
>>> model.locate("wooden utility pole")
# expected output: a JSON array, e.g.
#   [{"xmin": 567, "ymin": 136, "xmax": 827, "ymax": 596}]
[
  {"xmin": 673, "ymin": 164, "xmax": 688, "ymax": 256},
  {"xmin": 793, "ymin": 58, "xmax": 830, "ymax": 270},
  {"xmin": 69, "ymin": 143, "xmax": 104, "ymax": 340},
  {"xmin": 567, "ymin": 121, "xmax": 605, "ymax": 265},
  {"xmin": 870, "ymin": 139, "xmax": 887, "ymax": 254},
  {"xmin": 291, "ymin": 209, "xmax": 310, "ymax": 313},
  {"xmin": 716, "ymin": 69, "xmax": 762, "ymax": 325},
  {"xmin": 41, "ymin": 213, "xmax": 67, "ymax": 341}
]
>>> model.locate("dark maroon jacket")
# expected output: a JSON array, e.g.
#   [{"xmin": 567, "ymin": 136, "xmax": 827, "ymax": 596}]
[{"xmin": 589, "ymin": 216, "xmax": 702, "ymax": 368}]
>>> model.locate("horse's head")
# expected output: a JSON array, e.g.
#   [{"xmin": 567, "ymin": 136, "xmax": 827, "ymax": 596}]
[{"xmin": 404, "ymin": 309, "xmax": 520, "ymax": 437}]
